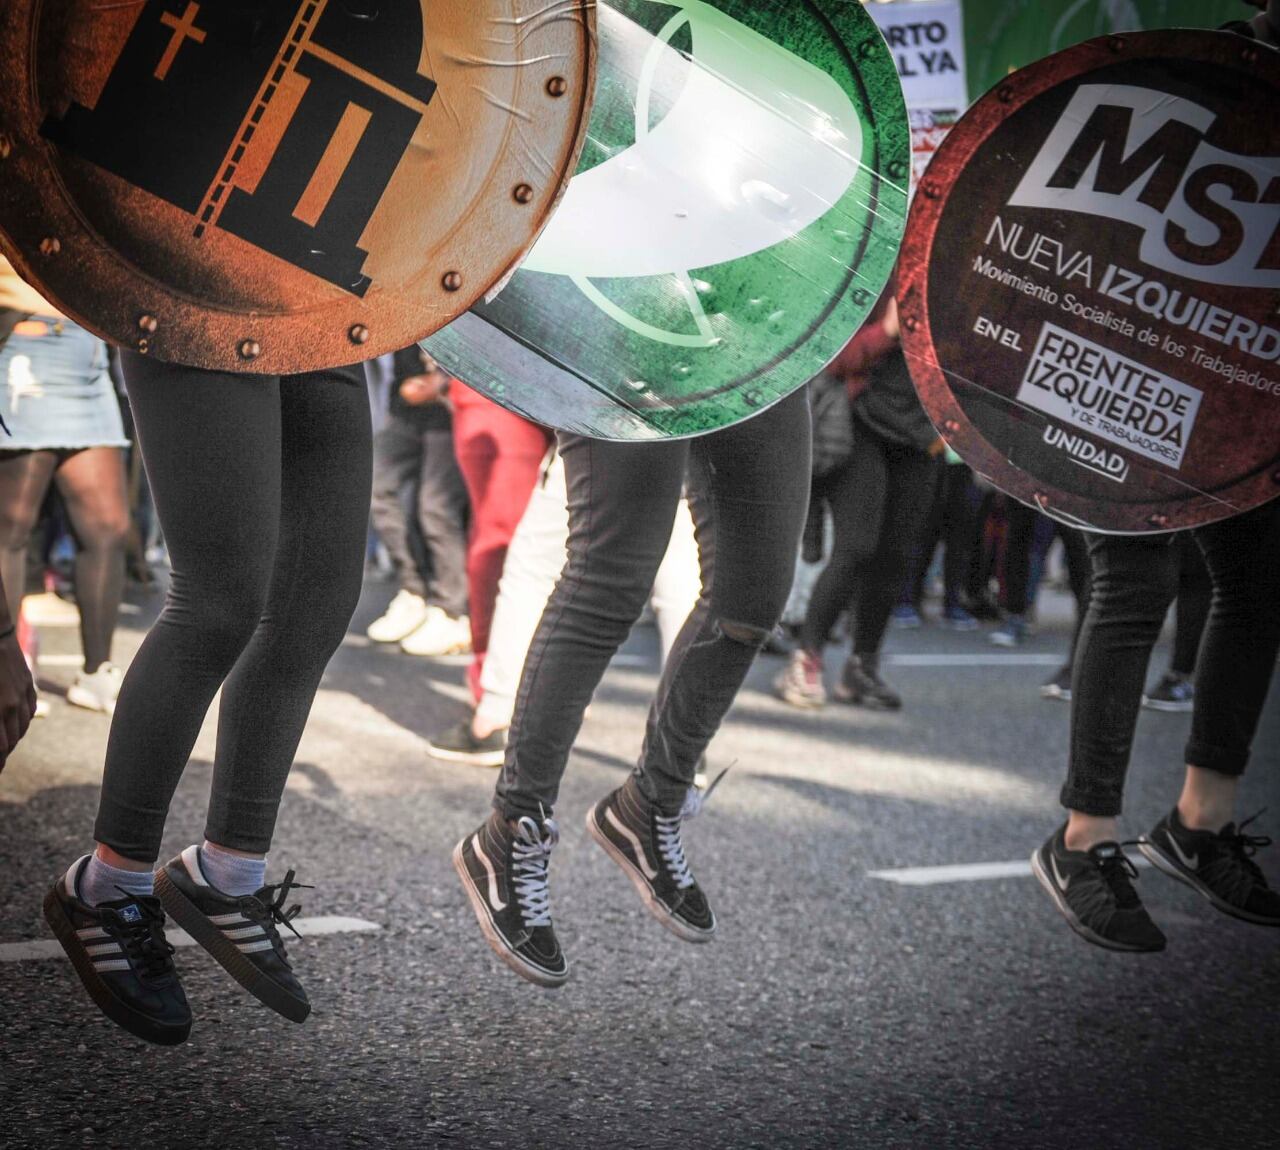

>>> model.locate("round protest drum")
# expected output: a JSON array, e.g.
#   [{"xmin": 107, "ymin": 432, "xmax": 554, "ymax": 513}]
[
  {"xmin": 423, "ymin": 0, "xmax": 910, "ymax": 440},
  {"xmin": 0, "ymin": 0, "xmax": 595, "ymax": 373},
  {"xmin": 899, "ymin": 30, "xmax": 1280, "ymax": 533}
]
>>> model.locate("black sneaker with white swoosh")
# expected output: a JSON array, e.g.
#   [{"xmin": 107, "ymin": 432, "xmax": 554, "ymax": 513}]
[
  {"xmin": 43, "ymin": 856, "xmax": 192, "ymax": 1045},
  {"xmin": 586, "ymin": 774, "xmax": 717, "ymax": 943},
  {"xmin": 1031, "ymin": 825, "xmax": 1166, "ymax": 952},
  {"xmin": 1140, "ymin": 807, "xmax": 1280, "ymax": 927},
  {"xmin": 154, "ymin": 846, "xmax": 311, "ymax": 1022},
  {"xmin": 453, "ymin": 812, "xmax": 568, "ymax": 987}
]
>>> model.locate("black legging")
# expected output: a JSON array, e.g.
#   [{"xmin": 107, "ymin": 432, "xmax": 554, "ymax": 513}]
[
  {"xmin": 802, "ymin": 416, "xmax": 939, "ymax": 656},
  {"xmin": 1062, "ymin": 501, "xmax": 1280, "ymax": 817},
  {"xmin": 494, "ymin": 389, "xmax": 811, "ymax": 821},
  {"xmin": 93, "ymin": 354, "xmax": 371, "ymax": 862},
  {"xmin": 1171, "ymin": 532, "xmax": 1212, "ymax": 677},
  {"xmin": 0, "ymin": 448, "xmax": 128, "ymax": 673}
]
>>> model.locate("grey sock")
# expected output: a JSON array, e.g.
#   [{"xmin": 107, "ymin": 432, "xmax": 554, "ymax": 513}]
[
  {"xmin": 199, "ymin": 842, "xmax": 267, "ymax": 897},
  {"xmin": 78, "ymin": 854, "xmax": 155, "ymax": 907}
]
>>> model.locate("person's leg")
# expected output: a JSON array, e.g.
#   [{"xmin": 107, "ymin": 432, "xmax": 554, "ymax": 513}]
[
  {"xmin": 849, "ymin": 444, "xmax": 939, "ymax": 660},
  {"xmin": 451, "ymin": 385, "xmax": 551, "ymax": 701},
  {"xmin": 1171, "ymin": 533, "xmax": 1211, "ymax": 678},
  {"xmin": 0, "ymin": 451, "xmax": 58, "ymax": 620},
  {"xmin": 53, "ymin": 447, "xmax": 129, "ymax": 674},
  {"xmin": 492, "ymin": 435, "xmax": 687, "ymax": 821},
  {"xmin": 993, "ymin": 499, "xmax": 1037, "ymax": 644},
  {"xmin": 472, "ymin": 451, "xmax": 567, "ymax": 736},
  {"xmin": 1177, "ymin": 501, "xmax": 1280, "ymax": 829},
  {"xmin": 369, "ymin": 415, "xmax": 428, "ymax": 601},
  {"xmin": 92, "ymin": 358, "xmax": 284, "ymax": 867},
  {"xmin": 414, "ymin": 424, "xmax": 469, "ymax": 619},
  {"xmin": 201, "ymin": 365, "xmax": 371, "ymax": 857},
  {"xmin": 1135, "ymin": 502, "xmax": 1280, "ymax": 926},
  {"xmin": 799, "ymin": 419, "xmax": 887, "ymax": 655},
  {"xmin": 1061, "ymin": 534, "xmax": 1178, "ymax": 845},
  {"xmin": 636, "ymin": 388, "xmax": 811, "ymax": 812}
]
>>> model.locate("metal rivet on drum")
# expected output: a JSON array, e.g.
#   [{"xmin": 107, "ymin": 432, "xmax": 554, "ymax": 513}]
[
  {"xmin": 1272, "ymin": 469, "xmax": 1280, "ymax": 485},
  {"xmin": 514, "ymin": 183, "xmax": 535, "ymax": 205},
  {"xmin": 1109, "ymin": 36, "xmax": 1126, "ymax": 52},
  {"xmin": 1243, "ymin": 47, "xmax": 1260, "ymax": 66},
  {"xmin": 922, "ymin": 181, "xmax": 940, "ymax": 200},
  {"xmin": 997, "ymin": 86, "xmax": 1014, "ymax": 104},
  {"xmin": 0, "ymin": 135, "xmax": 12, "ymax": 159},
  {"xmin": 238, "ymin": 339, "xmax": 261, "ymax": 361},
  {"xmin": 136, "ymin": 338, "xmax": 150, "ymax": 355},
  {"xmin": 137, "ymin": 314, "xmax": 158, "ymax": 335},
  {"xmin": 39, "ymin": 236, "xmax": 61, "ymax": 256},
  {"xmin": 349, "ymin": 324, "xmax": 370, "ymax": 345},
  {"xmin": 442, "ymin": 271, "xmax": 463, "ymax": 292},
  {"xmin": 546, "ymin": 76, "xmax": 568, "ymax": 97},
  {"xmin": 1147, "ymin": 514, "xmax": 1170, "ymax": 529},
  {"xmin": 904, "ymin": 316, "xmax": 920, "ymax": 333},
  {"xmin": 943, "ymin": 419, "xmax": 960, "ymax": 433}
]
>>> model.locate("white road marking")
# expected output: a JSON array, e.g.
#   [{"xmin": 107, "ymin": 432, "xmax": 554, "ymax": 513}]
[
  {"xmin": 868, "ymin": 857, "xmax": 1149, "ymax": 886},
  {"xmin": 885, "ymin": 654, "xmax": 1065, "ymax": 667},
  {"xmin": 0, "ymin": 915, "xmax": 380, "ymax": 963}
]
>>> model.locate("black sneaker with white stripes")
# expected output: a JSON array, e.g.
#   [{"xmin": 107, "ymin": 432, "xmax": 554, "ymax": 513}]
[
  {"xmin": 154, "ymin": 846, "xmax": 311, "ymax": 1022},
  {"xmin": 453, "ymin": 812, "xmax": 567, "ymax": 987},
  {"xmin": 1031, "ymin": 826, "xmax": 1166, "ymax": 953},
  {"xmin": 1140, "ymin": 808, "xmax": 1280, "ymax": 927},
  {"xmin": 586, "ymin": 774, "xmax": 716, "ymax": 943},
  {"xmin": 43, "ymin": 856, "xmax": 191, "ymax": 1046}
]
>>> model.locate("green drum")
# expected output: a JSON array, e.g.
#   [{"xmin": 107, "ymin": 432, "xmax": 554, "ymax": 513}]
[{"xmin": 424, "ymin": 0, "xmax": 909, "ymax": 439}]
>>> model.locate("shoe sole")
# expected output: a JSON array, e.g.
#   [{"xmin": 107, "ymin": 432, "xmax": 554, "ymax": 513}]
[
  {"xmin": 426, "ymin": 743, "xmax": 505, "ymax": 768},
  {"xmin": 585, "ymin": 805, "xmax": 715, "ymax": 944},
  {"xmin": 831, "ymin": 684, "xmax": 901, "ymax": 710},
  {"xmin": 400, "ymin": 641, "xmax": 473, "ymax": 658},
  {"xmin": 1029, "ymin": 849, "xmax": 1165, "ymax": 953},
  {"xmin": 153, "ymin": 868, "xmax": 311, "ymax": 1022},
  {"xmin": 1140, "ymin": 697, "xmax": 1194, "ymax": 713},
  {"xmin": 1039, "ymin": 686, "xmax": 1071, "ymax": 702},
  {"xmin": 451, "ymin": 840, "xmax": 568, "ymax": 988},
  {"xmin": 65, "ymin": 686, "xmax": 115, "ymax": 716},
  {"xmin": 778, "ymin": 689, "xmax": 825, "ymax": 709},
  {"xmin": 42, "ymin": 888, "xmax": 191, "ymax": 1046},
  {"xmin": 1138, "ymin": 838, "xmax": 1280, "ymax": 927}
]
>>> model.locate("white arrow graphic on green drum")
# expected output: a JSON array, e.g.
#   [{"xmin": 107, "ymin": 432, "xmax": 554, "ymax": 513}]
[{"xmin": 522, "ymin": 1, "xmax": 863, "ymax": 324}]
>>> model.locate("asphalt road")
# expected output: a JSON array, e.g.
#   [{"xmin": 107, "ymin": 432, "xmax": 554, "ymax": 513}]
[{"xmin": 1, "ymin": 577, "xmax": 1277, "ymax": 1149}]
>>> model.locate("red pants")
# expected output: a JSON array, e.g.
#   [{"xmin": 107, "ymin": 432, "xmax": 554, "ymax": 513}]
[{"xmin": 450, "ymin": 382, "xmax": 552, "ymax": 703}]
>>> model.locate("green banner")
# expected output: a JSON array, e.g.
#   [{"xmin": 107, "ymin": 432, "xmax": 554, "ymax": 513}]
[{"xmin": 963, "ymin": 0, "xmax": 1246, "ymax": 99}]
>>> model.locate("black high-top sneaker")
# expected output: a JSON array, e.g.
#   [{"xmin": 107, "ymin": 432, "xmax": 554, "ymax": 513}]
[
  {"xmin": 453, "ymin": 812, "xmax": 568, "ymax": 987},
  {"xmin": 1031, "ymin": 826, "xmax": 1166, "ymax": 952},
  {"xmin": 43, "ymin": 856, "xmax": 192, "ymax": 1045},
  {"xmin": 1140, "ymin": 808, "xmax": 1280, "ymax": 927},
  {"xmin": 833, "ymin": 653, "xmax": 902, "ymax": 710},
  {"xmin": 586, "ymin": 774, "xmax": 717, "ymax": 943},
  {"xmin": 155, "ymin": 846, "xmax": 311, "ymax": 1022}
]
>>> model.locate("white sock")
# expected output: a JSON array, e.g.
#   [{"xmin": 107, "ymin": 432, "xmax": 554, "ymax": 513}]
[
  {"xmin": 199, "ymin": 842, "xmax": 267, "ymax": 896},
  {"xmin": 78, "ymin": 854, "xmax": 155, "ymax": 907}
]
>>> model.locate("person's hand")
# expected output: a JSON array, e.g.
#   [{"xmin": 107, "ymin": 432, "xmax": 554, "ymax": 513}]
[
  {"xmin": 0, "ymin": 628, "xmax": 36, "ymax": 772},
  {"xmin": 882, "ymin": 296, "xmax": 901, "ymax": 340},
  {"xmin": 398, "ymin": 370, "xmax": 449, "ymax": 406}
]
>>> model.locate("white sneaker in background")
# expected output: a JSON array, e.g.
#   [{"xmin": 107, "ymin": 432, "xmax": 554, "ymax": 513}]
[
  {"xmin": 66, "ymin": 663, "xmax": 124, "ymax": 715},
  {"xmin": 400, "ymin": 608, "xmax": 472, "ymax": 657},
  {"xmin": 367, "ymin": 589, "xmax": 430, "ymax": 643}
]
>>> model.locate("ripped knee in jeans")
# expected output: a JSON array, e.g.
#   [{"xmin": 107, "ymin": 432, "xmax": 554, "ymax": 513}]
[{"xmin": 715, "ymin": 617, "xmax": 772, "ymax": 650}]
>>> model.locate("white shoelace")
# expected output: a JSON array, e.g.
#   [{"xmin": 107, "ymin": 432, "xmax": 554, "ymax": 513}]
[
  {"xmin": 512, "ymin": 816, "xmax": 559, "ymax": 929},
  {"xmin": 658, "ymin": 768, "xmax": 731, "ymax": 890}
]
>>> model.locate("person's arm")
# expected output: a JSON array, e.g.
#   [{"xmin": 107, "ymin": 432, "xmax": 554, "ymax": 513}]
[{"xmin": 0, "ymin": 574, "xmax": 37, "ymax": 772}]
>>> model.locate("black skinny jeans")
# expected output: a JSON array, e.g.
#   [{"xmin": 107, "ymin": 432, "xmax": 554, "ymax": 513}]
[
  {"xmin": 94, "ymin": 355, "xmax": 372, "ymax": 861},
  {"xmin": 802, "ymin": 416, "xmax": 939, "ymax": 656},
  {"xmin": 494, "ymin": 389, "xmax": 811, "ymax": 821},
  {"xmin": 1062, "ymin": 500, "xmax": 1280, "ymax": 817}
]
